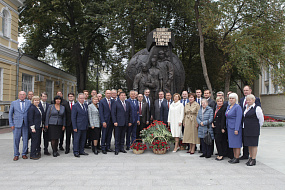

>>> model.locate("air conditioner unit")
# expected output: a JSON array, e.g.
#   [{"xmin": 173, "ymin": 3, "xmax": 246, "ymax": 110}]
[
  {"xmin": 55, "ymin": 81, "xmax": 60, "ymax": 86},
  {"xmin": 4, "ymin": 105, "xmax": 10, "ymax": 112},
  {"xmin": 35, "ymin": 74, "xmax": 44, "ymax": 82}
]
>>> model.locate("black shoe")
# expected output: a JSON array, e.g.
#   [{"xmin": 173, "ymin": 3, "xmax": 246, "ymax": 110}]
[
  {"xmin": 74, "ymin": 153, "xmax": 80, "ymax": 157},
  {"xmin": 246, "ymin": 157, "xmax": 252, "ymax": 165},
  {"xmin": 205, "ymin": 155, "xmax": 211, "ymax": 158},
  {"xmin": 230, "ymin": 158, "xmax": 239, "ymax": 164},
  {"xmin": 247, "ymin": 159, "xmax": 256, "ymax": 166},
  {"xmin": 53, "ymin": 152, "xmax": 57, "ymax": 157},
  {"xmin": 239, "ymin": 155, "xmax": 248, "ymax": 160},
  {"xmin": 79, "ymin": 152, "xmax": 89, "ymax": 155},
  {"xmin": 30, "ymin": 156, "xmax": 40, "ymax": 160},
  {"xmin": 126, "ymin": 147, "xmax": 130, "ymax": 151},
  {"xmin": 120, "ymin": 150, "xmax": 127, "ymax": 153},
  {"xmin": 107, "ymin": 149, "xmax": 114, "ymax": 152},
  {"xmin": 199, "ymin": 154, "xmax": 205, "ymax": 157},
  {"xmin": 102, "ymin": 150, "xmax": 107, "ymax": 154},
  {"xmin": 115, "ymin": 151, "xmax": 119, "ymax": 155},
  {"xmin": 44, "ymin": 151, "xmax": 51, "ymax": 156},
  {"xmin": 59, "ymin": 147, "xmax": 64, "ymax": 151},
  {"xmin": 65, "ymin": 150, "xmax": 70, "ymax": 154},
  {"xmin": 94, "ymin": 147, "xmax": 99, "ymax": 155},
  {"xmin": 228, "ymin": 158, "xmax": 234, "ymax": 163}
]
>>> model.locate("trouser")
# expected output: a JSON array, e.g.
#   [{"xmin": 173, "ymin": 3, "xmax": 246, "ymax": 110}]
[
  {"xmin": 65, "ymin": 125, "xmax": 74, "ymax": 151},
  {"xmin": 73, "ymin": 129, "xmax": 87, "ymax": 154},
  {"xmin": 201, "ymin": 138, "xmax": 213, "ymax": 157},
  {"xmin": 13, "ymin": 123, "xmax": 28, "ymax": 157},
  {"xmin": 136, "ymin": 116, "xmax": 146, "ymax": 139},
  {"xmin": 214, "ymin": 133, "xmax": 228, "ymax": 156},
  {"xmin": 115, "ymin": 125, "xmax": 127, "ymax": 152},
  {"xmin": 101, "ymin": 123, "xmax": 114, "ymax": 151},
  {"xmin": 242, "ymin": 129, "xmax": 249, "ymax": 158},
  {"xmin": 43, "ymin": 128, "xmax": 49, "ymax": 152},
  {"xmin": 59, "ymin": 129, "xmax": 65, "ymax": 148},
  {"xmin": 126, "ymin": 122, "xmax": 137, "ymax": 148},
  {"xmin": 30, "ymin": 128, "xmax": 42, "ymax": 157}
]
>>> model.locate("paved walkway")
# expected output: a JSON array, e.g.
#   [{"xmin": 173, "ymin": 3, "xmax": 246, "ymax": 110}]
[{"xmin": 0, "ymin": 127, "xmax": 284, "ymax": 190}]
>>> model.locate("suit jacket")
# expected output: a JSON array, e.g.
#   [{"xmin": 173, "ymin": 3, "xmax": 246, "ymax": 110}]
[
  {"xmin": 143, "ymin": 96, "xmax": 153, "ymax": 117},
  {"xmin": 38, "ymin": 101, "xmax": 50, "ymax": 125},
  {"xmin": 138, "ymin": 101, "xmax": 150, "ymax": 124},
  {"xmin": 213, "ymin": 104, "xmax": 227, "ymax": 134},
  {"xmin": 181, "ymin": 99, "xmax": 189, "ymax": 107},
  {"xmin": 111, "ymin": 100, "xmax": 132, "ymax": 126},
  {"xmin": 196, "ymin": 97, "xmax": 202, "ymax": 106},
  {"xmin": 226, "ymin": 104, "xmax": 242, "ymax": 131},
  {"xmin": 45, "ymin": 104, "xmax": 66, "ymax": 126},
  {"xmin": 62, "ymin": 101, "xmax": 75, "ymax": 126},
  {"xmin": 88, "ymin": 103, "xmax": 100, "ymax": 128},
  {"xmin": 153, "ymin": 99, "xmax": 164, "ymax": 120},
  {"xmin": 9, "ymin": 99, "xmax": 31, "ymax": 128},
  {"xmin": 239, "ymin": 96, "xmax": 261, "ymax": 111},
  {"xmin": 28, "ymin": 104, "xmax": 44, "ymax": 129},
  {"xmin": 71, "ymin": 102, "xmax": 89, "ymax": 130},
  {"xmin": 99, "ymin": 98, "xmax": 114, "ymax": 125},
  {"xmin": 160, "ymin": 99, "xmax": 172, "ymax": 125},
  {"xmin": 126, "ymin": 98, "xmax": 139, "ymax": 123},
  {"xmin": 207, "ymin": 98, "xmax": 215, "ymax": 109}
]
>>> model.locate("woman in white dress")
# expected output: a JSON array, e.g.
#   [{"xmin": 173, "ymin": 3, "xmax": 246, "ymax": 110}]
[{"xmin": 168, "ymin": 93, "xmax": 184, "ymax": 152}]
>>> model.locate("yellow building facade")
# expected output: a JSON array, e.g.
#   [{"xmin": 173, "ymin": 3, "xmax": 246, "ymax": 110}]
[{"xmin": 0, "ymin": 0, "xmax": 77, "ymax": 117}]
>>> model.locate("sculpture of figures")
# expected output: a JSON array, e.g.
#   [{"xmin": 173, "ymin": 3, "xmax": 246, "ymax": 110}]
[
  {"xmin": 149, "ymin": 55, "xmax": 162, "ymax": 100},
  {"xmin": 157, "ymin": 50, "xmax": 174, "ymax": 93},
  {"xmin": 133, "ymin": 62, "xmax": 156, "ymax": 94}
]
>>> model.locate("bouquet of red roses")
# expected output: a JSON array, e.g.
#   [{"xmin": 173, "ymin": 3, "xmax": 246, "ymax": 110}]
[{"xmin": 130, "ymin": 141, "xmax": 147, "ymax": 154}]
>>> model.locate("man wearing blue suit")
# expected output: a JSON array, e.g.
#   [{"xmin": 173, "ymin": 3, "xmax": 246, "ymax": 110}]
[
  {"xmin": 126, "ymin": 90, "xmax": 139, "ymax": 150},
  {"xmin": 38, "ymin": 92, "xmax": 50, "ymax": 155},
  {"xmin": 99, "ymin": 90, "xmax": 115, "ymax": 154},
  {"xmin": 239, "ymin": 85, "xmax": 261, "ymax": 160},
  {"xmin": 181, "ymin": 91, "xmax": 190, "ymax": 106},
  {"xmin": 160, "ymin": 92, "xmax": 172, "ymax": 127},
  {"xmin": 112, "ymin": 92, "xmax": 132, "ymax": 155},
  {"xmin": 9, "ymin": 91, "xmax": 31, "ymax": 161},
  {"xmin": 72, "ymin": 93, "xmax": 89, "ymax": 157}
]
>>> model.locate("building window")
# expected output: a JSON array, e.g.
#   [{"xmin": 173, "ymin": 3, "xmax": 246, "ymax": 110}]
[
  {"xmin": 265, "ymin": 85, "xmax": 269, "ymax": 94},
  {"xmin": 22, "ymin": 73, "xmax": 34, "ymax": 94},
  {"xmin": 0, "ymin": 68, "xmax": 3, "ymax": 101},
  {"xmin": 46, "ymin": 79, "xmax": 53, "ymax": 103},
  {"xmin": 1, "ymin": 8, "xmax": 11, "ymax": 38},
  {"xmin": 265, "ymin": 69, "xmax": 270, "ymax": 81}
]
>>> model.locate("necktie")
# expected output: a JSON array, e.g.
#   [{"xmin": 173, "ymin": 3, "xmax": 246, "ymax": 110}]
[
  {"xmin": 147, "ymin": 97, "xmax": 150, "ymax": 108},
  {"xmin": 244, "ymin": 100, "xmax": 247, "ymax": 108},
  {"xmin": 168, "ymin": 101, "xmax": 170, "ymax": 109},
  {"xmin": 183, "ymin": 100, "xmax": 185, "ymax": 106},
  {"xmin": 122, "ymin": 102, "xmax": 126, "ymax": 111},
  {"xmin": 108, "ymin": 99, "xmax": 111, "ymax": 110},
  {"xmin": 139, "ymin": 102, "xmax": 142, "ymax": 115},
  {"xmin": 70, "ymin": 102, "xmax": 72, "ymax": 110},
  {"xmin": 159, "ymin": 100, "xmax": 162, "ymax": 108},
  {"xmin": 198, "ymin": 98, "xmax": 200, "ymax": 105},
  {"xmin": 43, "ymin": 102, "xmax": 46, "ymax": 111},
  {"xmin": 21, "ymin": 101, "xmax": 24, "ymax": 111}
]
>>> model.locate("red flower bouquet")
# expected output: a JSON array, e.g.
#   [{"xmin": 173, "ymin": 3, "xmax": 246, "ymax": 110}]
[{"xmin": 130, "ymin": 141, "xmax": 147, "ymax": 154}]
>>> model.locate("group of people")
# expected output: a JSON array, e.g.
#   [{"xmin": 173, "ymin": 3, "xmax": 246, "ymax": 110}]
[{"xmin": 9, "ymin": 86, "xmax": 263, "ymax": 166}]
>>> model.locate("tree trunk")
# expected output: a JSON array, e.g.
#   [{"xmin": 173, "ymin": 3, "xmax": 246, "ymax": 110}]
[
  {"xmin": 224, "ymin": 70, "xmax": 231, "ymax": 97},
  {"xmin": 73, "ymin": 43, "xmax": 87, "ymax": 93},
  {"xmin": 194, "ymin": 0, "xmax": 213, "ymax": 98}
]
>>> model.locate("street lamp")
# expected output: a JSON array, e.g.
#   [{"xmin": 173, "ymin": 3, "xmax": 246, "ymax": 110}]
[{"xmin": 89, "ymin": 59, "xmax": 105, "ymax": 93}]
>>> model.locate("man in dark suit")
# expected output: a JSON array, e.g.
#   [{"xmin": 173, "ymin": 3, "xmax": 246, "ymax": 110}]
[
  {"xmin": 160, "ymin": 92, "xmax": 172, "ymax": 127},
  {"xmin": 239, "ymin": 85, "xmax": 261, "ymax": 160},
  {"xmin": 112, "ymin": 92, "xmax": 132, "ymax": 155},
  {"xmin": 99, "ymin": 90, "xmax": 115, "ymax": 154},
  {"xmin": 126, "ymin": 91, "xmax": 140, "ymax": 150},
  {"xmin": 62, "ymin": 92, "xmax": 75, "ymax": 154},
  {"xmin": 153, "ymin": 91, "xmax": 164, "ymax": 121},
  {"xmin": 111, "ymin": 89, "xmax": 119, "ymax": 101},
  {"xmin": 38, "ymin": 92, "xmax": 50, "ymax": 155},
  {"xmin": 181, "ymin": 91, "xmax": 189, "ymax": 106},
  {"xmin": 137, "ymin": 94, "xmax": 150, "ymax": 139},
  {"xmin": 71, "ymin": 93, "xmax": 89, "ymax": 157},
  {"xmin": 204, "ymin": 89, "xmax": 215, "ymax": 109},
  {"xmin": 195, "ymin": 89, "xmax": 202, "ymax": 106},
  {"xmin": 143, "ymin": 89, "xmax": 153, "ymax": 122}
]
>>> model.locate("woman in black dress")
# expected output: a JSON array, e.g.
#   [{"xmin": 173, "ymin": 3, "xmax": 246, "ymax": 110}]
[
  {"xmin": 212, "ymin": 96, "xmax": 227, "ymax": 161},
  {"xmin": 243, "ymin": 94, "xmax": 264, "ymax": 166},
  {"xmin": 45, "ymin": 96, "xmax": 66, "ymax": 157}
]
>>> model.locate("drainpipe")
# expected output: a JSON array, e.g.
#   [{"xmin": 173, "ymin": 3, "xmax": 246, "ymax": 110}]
[{"xmin": 16, "ymin": 49, "xmax": 23, "ymax": 99}]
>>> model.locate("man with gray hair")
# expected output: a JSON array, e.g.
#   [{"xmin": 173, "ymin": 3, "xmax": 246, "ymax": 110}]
[
  {"xmin": 71, "ymin": 93, "xmax": 89, "ymax": 157},
  {"xmin": 111, "ymin": 89, "xmax": 118, "ymax": 101}
]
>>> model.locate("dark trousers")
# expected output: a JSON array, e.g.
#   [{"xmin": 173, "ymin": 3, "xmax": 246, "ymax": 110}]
[
  {"xmin": 242, "ymin": 129, "xmax": 249, "ymax": 158},
  {"xmin": 65, "ymin": 125, "xmax": 74, "ymax": 151},
  {"xmin": 115, "ymin": 125, "xmax": 127, "ymax": 152},
  {"xmin": 59, "ymin": 129, "xmax": 65, "ymax": 148},
  {"xmin": 201, "ymin": 138, "xmax": 213, "ymax": 157},
  {"xmin": 30, "ymin": 128, "xmax": 42, "ymax": 157},
  {"xmin": 73, "ymin": 129, "xmax": 87, "ymax": 154},
  {"xmin": 137, "ymin": 116, "xmax": 146, "ymax": 139},
  {"xmin": 214, "ymin": 133, "xmax": 228, "ymax": 156},
  {"xmin": 101, "ymin": 123, "xmax": 114, "ymax": 151},
  {"xmin": 126, "ymin": 122, "xmax": 137, "ymax": 148},
  {"xmin": 43, "ymin": 129, "xmax": 49, "ymax": 152}
]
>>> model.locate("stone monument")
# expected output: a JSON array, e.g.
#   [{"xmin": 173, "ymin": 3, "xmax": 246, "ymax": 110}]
[{"xmin": 126, "ymin": 28, "xmax": 185, "ymax": 100}]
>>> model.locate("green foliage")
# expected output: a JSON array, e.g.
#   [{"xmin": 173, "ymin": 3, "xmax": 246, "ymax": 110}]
[{"xmin": 262, "ymin": 122, "xmax": 285, "ymax": 127}]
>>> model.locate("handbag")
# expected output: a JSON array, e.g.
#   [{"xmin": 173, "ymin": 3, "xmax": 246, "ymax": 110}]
[{"xmin": 204, "ymin": 120, "xmax": 213, "ymax": 146}]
